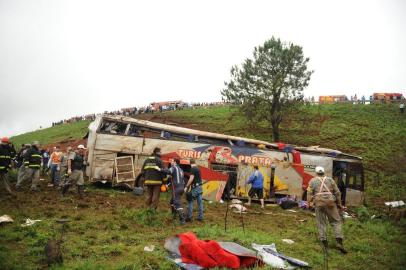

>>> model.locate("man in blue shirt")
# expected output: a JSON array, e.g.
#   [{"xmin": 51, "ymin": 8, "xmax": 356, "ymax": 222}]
[{"xmin": 246, "ymin": 166, "xmax": 265, "ymax": 208}]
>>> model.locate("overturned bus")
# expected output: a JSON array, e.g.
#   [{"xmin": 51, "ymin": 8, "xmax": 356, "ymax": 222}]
[{"xmin": 86, "ymin": 115, "xmax": 364, "ymax": 206}]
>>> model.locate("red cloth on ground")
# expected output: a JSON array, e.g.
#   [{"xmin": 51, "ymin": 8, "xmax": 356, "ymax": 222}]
[{"xmin": 178, "ymin": 232, "xmax": 240, "ymax": 269}]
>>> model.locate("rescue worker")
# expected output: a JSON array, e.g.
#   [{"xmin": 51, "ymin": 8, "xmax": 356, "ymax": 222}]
[
  {"xmin": 141, "ymin": 147, "xmax": 166, "ymax": 209},
  {"xmin": 307, "ymin": 166, "xmax": 347, "ymax": 254},
  {"xmin": 168, "ymin": 158, "xmax": 186, "ymax": 225},
  {"xmin": 16, "ymin": 144, "xmax": 30, "ymax": 187},
  {"xmin": 184, "ymin": 159, "xmax": 204, "ymax": 222},
  {"xmin": 59, "ymin": 146, "xmax": 73, "ymax": 188},
  {"xmin": 17, "ymin": 141, "xmax": 42, "ymax": 191},
  {"xmin": 62, "ymin": 145, "xmax": 86, "ymax": 198},
  {"xmin": 0, "ymin": 137, "xmax": 16, "ymax": 196},
  {"xmin": 246, "ymin": 165, "xmax": 265, "ymax": 208}
]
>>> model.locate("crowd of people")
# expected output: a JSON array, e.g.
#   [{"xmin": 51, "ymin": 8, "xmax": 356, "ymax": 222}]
[{"xmin": 0, "ymin": 138, "xmax": 88, "ymax": 198}]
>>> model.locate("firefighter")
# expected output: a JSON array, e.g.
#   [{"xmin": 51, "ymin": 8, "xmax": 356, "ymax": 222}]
[
  {"xmin": 17, "ymin": 141, "xmax": 42, "ymax": 191},
  {"xmin": 141, "ymin": 147, "xmax": 166, "ymax": 209},
  {"xmin": 168, "ymin": 158, "xmax": 186, "ymax": 225},
  {"xmin": 16, "ymin": 144, "xmax": 30, "ymax": 187},
  {"xmin": 59, "ymin": 146, "xmax": 73, "ymax": 188},
  {"xmin": 62, "ymin": 145, "xmax": 86, "ymax": 198},
  {"xmin": 0, "ymin": 137, "xmax": 16, "ymax": 196},
  {"xmin": 307, "ymin": 166, "xmax": 347, "ymax": 254}
]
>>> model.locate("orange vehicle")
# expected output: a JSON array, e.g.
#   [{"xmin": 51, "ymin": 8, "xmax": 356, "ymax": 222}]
[
  {"xmin": 373, "ymin": 93, "xmax": 404, "ymax": 103},
  {"xmin": 319, "ymin": 95, "xmax": 348, "ymax": 104}
]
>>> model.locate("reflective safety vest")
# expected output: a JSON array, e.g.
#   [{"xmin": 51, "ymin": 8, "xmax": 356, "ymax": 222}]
[
  {"xmin": 24, "ymin": 146, "xmax": 42, "ymax": 169},
  {"xmin": 0, "ymin": 145, "xmax": 12, "ymax": 173},
  {"xmin": 142, "ymin": 156, "xmax": 165, "ymax": 185}
]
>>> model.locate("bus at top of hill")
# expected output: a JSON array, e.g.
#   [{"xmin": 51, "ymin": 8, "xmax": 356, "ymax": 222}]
[{"xmin": 86, "ymin": 114, "xmax": 364, "ymax": 206}]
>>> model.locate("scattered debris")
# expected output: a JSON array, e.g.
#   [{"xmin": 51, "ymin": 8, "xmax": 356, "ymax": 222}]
[
  {"xmin": 385, "ymin": 201, "xmax": 405, "ymax": 208},
  {"xmin": 21, "ymin": 218, "xmax": 42, "ymax": 227},
  {"xmin": 133, "ymin": 187, "xmax": 143, "ymax": 196},
  {"xmin": 231, "ymin": 199, "xmax": 242, "ymax": 204},
  {"xmin": 342, "ymin": 211, "xmax": 352, "ymax": 219},
  {"xmin": 0, "ymin": 215, "xmax": 14, "ymax": 223},
  {"xmin": 282, "ymin": 239, "xmax": 295, "ymax": 245},
  {"xmin": 298, "ymin": 219, "xmax": 306, "ymax": 222},
  {"xmin": 229, "ymin": 204, "xmax": 247, "ymax": 213},
  {"xmin": 252, "ymin": 243, "xmax": 289, "ymax": 269},
  {"xmin": 144, "ymin": 245, "xmax": 155, "ymax": 252},
  {"xmin": 286, "ymin": 209, "xmax": 298, "ymax": 213}
]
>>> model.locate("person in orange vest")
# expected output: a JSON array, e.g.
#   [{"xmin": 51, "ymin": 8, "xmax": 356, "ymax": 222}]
[{"xmin": 48, "ymin": 146, "xmax": 62, "ymax": 186}]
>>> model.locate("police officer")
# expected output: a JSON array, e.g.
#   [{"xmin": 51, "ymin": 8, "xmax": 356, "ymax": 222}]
[
  {"xmin": 62, "ymin": 145, "xmax": 86, "ymax": 198},
  {"xmin": 141, "ymin": 147, "xmax": 165, "ymax": 209},
  {"xmin": 307, "ymin": 166, "xmax": 347, "ymax": 254},
  {"xmin": 0, "ymin": 137, "xmax": 16, "ymax": 196},
  {"xmin": 17, "ymin": 141, "xmax": 42, "ymax": 191},
  {"xmin": 168, "ymin": 158, "xmax": 186, "ymax": 225}
]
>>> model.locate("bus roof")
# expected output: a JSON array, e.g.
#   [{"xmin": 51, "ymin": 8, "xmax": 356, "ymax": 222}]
[{"xmin": 96, "ymin": 114, "xmax": 362, "ymax": 161}]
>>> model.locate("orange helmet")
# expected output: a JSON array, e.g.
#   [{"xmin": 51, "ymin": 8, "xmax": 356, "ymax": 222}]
[
  {"xmin": 1, "ymin": 137, "xmax": 10, "ymax": 143},
  {"xmin": 160, "ymin": 185, "xmax": 167, "ymax": 192}
]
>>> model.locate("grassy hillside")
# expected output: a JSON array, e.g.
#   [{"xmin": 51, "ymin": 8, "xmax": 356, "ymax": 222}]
[{"xmin": 11, "ymin": 120, "xmax": 91, "ymax": 148}]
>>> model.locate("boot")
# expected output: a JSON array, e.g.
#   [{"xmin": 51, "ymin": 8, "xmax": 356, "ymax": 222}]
[
  {"xmin": 78, "ymin": 185, "xmax": 85, "ymax": 199},
  {"xmin": 61, "ymin": 185, "xmax": 70, "ymax": 196},
  {"xmin": 177, "ymin": 209, "xmax": 186, "ymax": 225},
  {"xmin": 171, "ymin": 205, "xmax": 176, "ymax": 219},
  {"xmin": 336, "ymin": 238, "xmax": 348, "ymax": 254}
]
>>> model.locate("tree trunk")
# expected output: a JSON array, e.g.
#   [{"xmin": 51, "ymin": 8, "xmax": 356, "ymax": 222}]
[{"xmin": 271, "ymin": 120, "xmax": 280, "ymax": 142}]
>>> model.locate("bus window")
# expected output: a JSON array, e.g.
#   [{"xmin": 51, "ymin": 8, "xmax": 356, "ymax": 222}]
[
  {"xmin": 99, "ymin": 121, "xmax": 128, "ymax": 135},
  {"xmin": 127, "ymin": 124, "xmax": 143, "ymax": 137}
]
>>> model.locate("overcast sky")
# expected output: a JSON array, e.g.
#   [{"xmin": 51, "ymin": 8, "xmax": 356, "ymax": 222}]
[{"xmin": 1, "ymin": 0, "xmax": 405, "ymax": 137}]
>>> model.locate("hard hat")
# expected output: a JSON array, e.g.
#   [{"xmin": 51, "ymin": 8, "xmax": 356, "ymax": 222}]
[
  {"xmin": 1, "ymin": 137, "xmax": 10, "ymax": 143},
  {"xmin": 315, "ymin": 166, "xmax": 325, "ymax": 174},
  {"xmin": 32, "ymin": 141, "xmax": 40, "ymax": 145},
  {"xmin": 77, "ymin": 144, "xmax": 86, "ymax": 149}
]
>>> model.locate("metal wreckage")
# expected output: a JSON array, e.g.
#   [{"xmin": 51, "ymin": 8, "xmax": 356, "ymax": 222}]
[{"xmin": 85, "ymin": 114, "xmax": 364, "ymax": 206}]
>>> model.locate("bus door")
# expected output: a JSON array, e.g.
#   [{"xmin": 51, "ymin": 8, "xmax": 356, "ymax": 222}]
[{"xmin": 333, "ymin": 161, "xmax": 364, "ymax": 206}]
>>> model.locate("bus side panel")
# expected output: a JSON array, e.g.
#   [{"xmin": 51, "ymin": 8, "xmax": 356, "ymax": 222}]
[{"xmin": 94, "ymin": 134, "xmax": 144, "ymax": 154}]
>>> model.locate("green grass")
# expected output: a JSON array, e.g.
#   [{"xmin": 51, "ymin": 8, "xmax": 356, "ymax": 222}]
[
  {"xmin": 0, "ymin": 185, "xmax": 405, "ymax": 270},
  {"xmin": 10, "ymin": 120, "xmax": 91, "ymax": 148}
]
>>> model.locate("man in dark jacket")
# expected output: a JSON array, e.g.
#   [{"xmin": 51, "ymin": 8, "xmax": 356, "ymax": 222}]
[
  {"xmin": 168, "ymin": 158, "xmax": 186, "ymax": 225},
  {"xmin": 62, "ymin": 144, "xmax": 86, "ymax": 198},
  {"xmin": 142, "ymin": 147, "xmax": 165, "ymax": 209},
  {"xmin": 0, "ymin": 137, "xmax": 16, "ymax": 195},
  {"xmin": 16, "ymin": 141, "xmax": 42, "ymax": 191}
]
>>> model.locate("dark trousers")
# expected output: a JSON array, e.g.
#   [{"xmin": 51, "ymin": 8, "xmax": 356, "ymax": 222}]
[
  {"xmin": 145, "ymin": 185, "xmax": 161, "ymax": 209},
  {"xmin": 170, "ymin": 187, "xmax": 184, "ymax": 210}
]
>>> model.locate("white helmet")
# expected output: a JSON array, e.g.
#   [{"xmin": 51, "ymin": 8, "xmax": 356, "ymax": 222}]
[
  {"xmin": 77, "ymin": 144, "xmax": 86, "ymax": 149},
  {"xmin": 315, "ymin": 166, "xmax": 325, "ymax": 174}
]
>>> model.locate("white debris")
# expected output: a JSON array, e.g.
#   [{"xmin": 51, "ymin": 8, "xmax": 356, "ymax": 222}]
[
  {"xmin": 252, "ymin": 243, "xmax": 291, "ymax": 269},
  {"xmin": 286, "ymin": 209, "xmax": 298, "ymax": 213},
  {"xmin": 231, "ymin": 199, "xmax": 242, "ymax": 204},
  {"xmin": 21, "ymin": 218, "xmax": 42, "ymax": 227},
  {"xmin": 282, "ymin": 239, "xmax": 295, "ymax": 244},
  {"xmin": 342, "ymin": 211, "xmax": 352, "ymax": 219},
  {"xmin": 385, "ymin": 201, "xmax": 405, "ymax": 208},
  {"xmin": 144, "ymin": 245, "xmax": 155, "ymax": 252},
  {"xmin": 229, "ymin": 204, "xmax": 247, "ymax": 212},
  {"xmin": 0, "ymin": 215, "xmax": 14, "ymax": 223}
]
